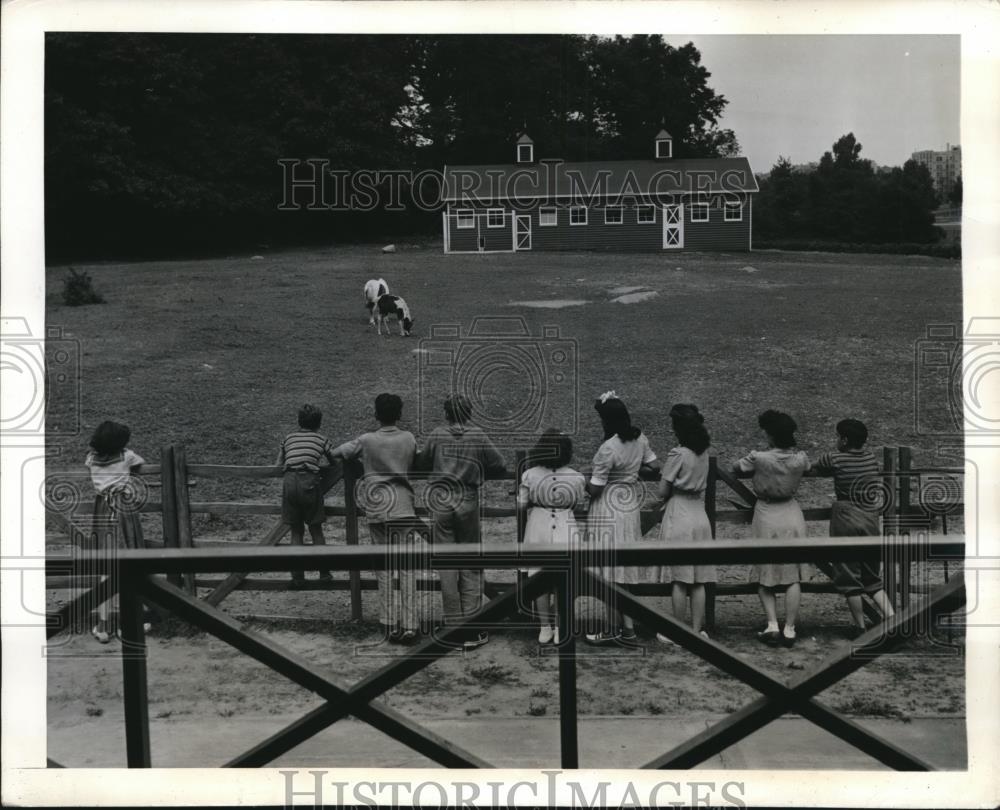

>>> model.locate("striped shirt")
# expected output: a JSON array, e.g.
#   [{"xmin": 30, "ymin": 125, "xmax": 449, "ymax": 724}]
[
  {"xmin": 277, "ymin": 430, "xmax": 336, "ymax": 473},
  {"xmin": 813, "ymin": 449, "xmax": 880, "ymax": 504}
]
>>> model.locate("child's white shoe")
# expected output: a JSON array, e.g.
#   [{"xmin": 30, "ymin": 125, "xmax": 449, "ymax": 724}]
[
  {"xmin": 552, "ymin": 627, "xmax": 560, "ymax": 645},
  {"xmin": 538, "ymin": 625, "xmax": 554, "ymax": 644},
  {"xmin": 656, "ymin": 633, "xmax": 677, "ymax": 646}
]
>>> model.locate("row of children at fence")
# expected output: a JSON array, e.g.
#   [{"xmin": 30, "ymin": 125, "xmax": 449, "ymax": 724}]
[
  {"xmin": 523, "ymin": 398, "xmax": 895, "ymax": 648},
  {"xmin": 277, "ymin": 393, "xmax": 503, "ymax": 647},
  {"xmin": 278, "ymin": 390, "xmax": 894, "ymax": 649},
  {"xmin": 84, "ymin": 394, "xmax": 895, "ymax": 649}
]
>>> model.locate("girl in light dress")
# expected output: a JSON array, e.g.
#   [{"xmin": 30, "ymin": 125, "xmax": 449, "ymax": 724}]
[
  {"xmin": 732, "ymin": 410, "xmax": 811, "ymax": 648},
  {"xmin": 84, "ymin": 420, "xmax": 148, "ymax": 644},
  {"xmin": 652, "ymin": 404, "xmax": 714, "ymax": 643},
  {"xmin": 518, "ymin": 429, "xmax": 586, "ymax": 645},
  {"xmin": 584, "ymin": 393, "xmax": 659, "ymax": 646}
]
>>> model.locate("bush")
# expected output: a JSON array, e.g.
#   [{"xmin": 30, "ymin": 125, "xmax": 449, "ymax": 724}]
[
  {"xmin": 754, "ymin": 239, "xmax": 960, "ymax": 259},
  {"xmin": 62, "ymin": 267, "xmax": 105, "ymax": 306}
]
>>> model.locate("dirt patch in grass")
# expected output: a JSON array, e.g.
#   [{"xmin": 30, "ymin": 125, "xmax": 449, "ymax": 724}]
[{"xmin": 507, "ymin": 299, "xmax": 589, "ymax": 309}]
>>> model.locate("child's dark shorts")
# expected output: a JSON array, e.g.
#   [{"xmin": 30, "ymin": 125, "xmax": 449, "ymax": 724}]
[
  {"xmin": 282, "ymin": 470, "xmax": 325, "ymax": 526},
  {"xmin": 828, "ymin": 500, "xmax": 884, "ymax": 596}
]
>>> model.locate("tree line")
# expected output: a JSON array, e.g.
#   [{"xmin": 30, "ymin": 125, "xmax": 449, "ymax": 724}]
[
  {"xmin": 45, "ymin": 33, "xmax": 738, "ymax": 259},
  {"xmin": 753, "ymin": 133, "xmax": 950, "ymax": 250}
]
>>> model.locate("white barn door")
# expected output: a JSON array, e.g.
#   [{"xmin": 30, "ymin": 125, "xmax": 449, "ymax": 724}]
[
  {"xmin": 515, "ymin": 214, "xmax": 532, "ymax": 250},
  {"xmin": 662, "ymin": 204, "xmax": 684, "ymax": 249}
]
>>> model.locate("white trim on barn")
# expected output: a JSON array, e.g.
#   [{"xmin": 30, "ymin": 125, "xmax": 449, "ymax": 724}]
[
  {"xmin": 690, "ymin": 202, "xmax": 709, "ymax": 222},
  {"xmin": 487, "ymin": 208, "xmax": 506, "ymax": 228},
  {"xmin": 604, "ymin": 206, "xmax": 624, "ymax": 225},
  {"xmin": 570, "ymin": 206, "xmax": 588, "ymax": 226},
  {"xmin": 637, "ymin": 204, "xmax": 656, "ymax": 224},
  {"xmin": 724, "ymin": 201, "xmax": 743, "ymax": 222},
  {"xmin": 456, "ymin": 209, "xmax": 475, "ymax": 229}
]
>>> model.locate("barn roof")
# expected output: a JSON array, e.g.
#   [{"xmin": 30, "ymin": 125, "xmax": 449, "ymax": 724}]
[{"xmin": 442, "ymin": 157, "xmax": 759, "ymax": 202}]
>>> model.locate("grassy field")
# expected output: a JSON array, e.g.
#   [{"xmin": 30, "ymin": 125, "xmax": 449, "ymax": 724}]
[
  {"xmin": 45, "ymin": 244, "xmax": 966, "ymax": 739},
  {"xmin": 46, "ymin": 244, "xmax": 962, "ymax": 478}
]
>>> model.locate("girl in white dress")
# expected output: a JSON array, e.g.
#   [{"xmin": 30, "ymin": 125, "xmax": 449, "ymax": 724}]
[
  {"xmin": 518, "ymin": 430, "xmax": 586, "ymax": 644},
  {"xmin": 732, "ymin": 410, "xmax": 811, "ymax": 647},
  {"xmin": 584, "ymin": 393, "xmax": 659, "ymax": 646},
  {"xmin": 653, "ymin": 404, "xmax": 714, "ymax": 641}
]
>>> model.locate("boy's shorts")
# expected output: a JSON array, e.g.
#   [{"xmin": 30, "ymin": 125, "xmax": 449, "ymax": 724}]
[{"xmin": 282, "ymin": 470, "xmax": 325, "ymax": 526}]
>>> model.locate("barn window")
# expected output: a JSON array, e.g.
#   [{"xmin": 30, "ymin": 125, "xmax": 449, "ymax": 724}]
[
  {"xmin": 604, "ymin": 206, "xmax": 623, "ymax": 225},
  {"xmin": 690, "ymin": 203, "xmax": 710, "ymax": 223},
  {"xmin": 539, "ymin": 207, "xmax": 558, "ymax": 227},
  {"xmin": 724, "ymin": 201, "xmax": 743, "ymax": 222},
  {"xmin": 636, "ymin": 205, "xmax": 656, "ymax": 224},
  {"xmin": 570, "ymin": 206, "xmax": 588, "ymax": 226},
  {"xmin": 518, "ymin": 143, "xmax": 534, "ymax": 163},
  {"xmin": 656, "ymin": 139, "xmax": 672, "ymax": 159},
  {"xmin": 487, "ymin": 208, "xmax": 506, "ymax": 228},
  {"xmin": 456, "ymin": 210, "xmax": 475, "ymax": 229}
]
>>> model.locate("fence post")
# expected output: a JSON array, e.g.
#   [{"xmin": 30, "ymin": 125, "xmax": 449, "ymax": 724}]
[
  {"xmin": 882, "ymin": 447, "xmax": 897, "ymax": 609},
  {"xmin": 344, "ymin": 459, "xmax": 362, "ymax": 621},
  {"xmin": 172, "ymin": 445, "xmax": 196, "ymax": 595},
  {"xmin": 159, "ymin": 446, "xmax": 181, "ymax": 589},
  {"xmin": 120, "ymin": 574, "xmax": 151, "ymax": 767},
  {"xmin": 514, "ymin": 450, "xmax": 527, "ymax": 616},
  {"xmin": 705, "ymin": 456, "xmax": 718, "ymax": 631},
  {"xmin": 897, "ymin": 446, "xmax": 913, "ymax": 609}
]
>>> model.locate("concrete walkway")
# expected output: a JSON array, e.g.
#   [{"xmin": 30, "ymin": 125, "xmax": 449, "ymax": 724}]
[{"xmin": 48, "ymin": 715, "xmax": 966, "ymax": 770}]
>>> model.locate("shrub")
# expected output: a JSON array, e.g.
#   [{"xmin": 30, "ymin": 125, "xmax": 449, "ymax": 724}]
[{"xmin": 62, "ymin": 267, "xmax": 105, "ymax": 306}]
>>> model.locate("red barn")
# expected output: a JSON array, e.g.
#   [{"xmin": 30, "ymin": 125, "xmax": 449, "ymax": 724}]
[{"xmin": 442, "ymin": 131, "xmax": 758, "ymax": 254}]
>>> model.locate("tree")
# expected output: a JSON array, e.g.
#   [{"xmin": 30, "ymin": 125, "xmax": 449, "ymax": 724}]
[{"xmin": 949, "ymin": 175, "xmax": 963, "ymax": 207}]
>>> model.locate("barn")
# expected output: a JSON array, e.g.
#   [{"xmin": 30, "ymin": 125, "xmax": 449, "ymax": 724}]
[{"xmin": 442, "ymin": 131, "xmax": 758, "ymax": 253}]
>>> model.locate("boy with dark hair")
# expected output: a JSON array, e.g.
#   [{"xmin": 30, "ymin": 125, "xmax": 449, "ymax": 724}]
[
  {"xmin": 333, "ymin": 393, "xmax": 420, "ymax": 643},
  {"xmin": 277, "ymin": 404, "xmax": 338, "ymax": 587},
  {"xmin": 813, "ymin": 418, "xmax": 895, "ymax": 636},
  {"xmin": 416, "ymin": 394, "xmax": 506, "ymax": 649}
]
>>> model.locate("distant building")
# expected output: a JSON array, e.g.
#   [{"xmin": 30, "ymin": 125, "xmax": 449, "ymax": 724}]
[
  {"xmin": 911, "ymin": 144, "xmax": 961, "ymax": 195},
  {"xmin": 442, "ymin": 130, "xmax": 758, "ymax": 253}
]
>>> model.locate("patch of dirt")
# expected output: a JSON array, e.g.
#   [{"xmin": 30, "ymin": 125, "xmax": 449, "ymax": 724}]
[
  {"xmin": 507, "ymin": 299, "xmax": 589, "ymax": 309},
  {"xmin": 611, "ymin": 291, "xmax": 659, "ymax": 304}
]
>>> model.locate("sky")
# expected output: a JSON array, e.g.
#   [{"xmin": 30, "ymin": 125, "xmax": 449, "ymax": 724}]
[{"xmin": 664, "ymin": 35, "xmax": 960, "ymax": 173}]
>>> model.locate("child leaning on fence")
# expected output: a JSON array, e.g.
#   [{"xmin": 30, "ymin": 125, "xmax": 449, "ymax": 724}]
[
  {"xmin": 652, "ymin": 404, "xmax": 714, "ymax": 643},
  {"xmin": 331, "ymin": 393, "xmax": 420, "ymax": 645},
  {"xmin": 733, "ymin": 410, "xmax": 810, "ymax": 648},
  {"xmin": 85, "ymin": 420, "xmax": 148, "ymax": 644},
  {"xmin": 518, "ymin": 429, "xmax": 586, "ymax": 645},
  {"xmin": 811, "ymin": 418, "xmax": 895, "ymax": 637},
  {"xmin": 276, "ymin": 404, "xmax": 339, "ymax": 587}
]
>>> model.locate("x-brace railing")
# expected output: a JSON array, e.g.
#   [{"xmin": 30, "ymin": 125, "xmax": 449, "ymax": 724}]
[{"xmin": 47, "ymin": 536, "xmax": 965, "ymax": 770}]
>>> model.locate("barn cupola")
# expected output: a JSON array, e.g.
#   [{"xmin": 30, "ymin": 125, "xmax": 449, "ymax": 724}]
[
  {"xmin": 516, "ymin": 133, "xmax": 535, "ymax": 164},
  {"xmin": 654, "ymin": 129, "xmax": 673, "ymax": 159}
]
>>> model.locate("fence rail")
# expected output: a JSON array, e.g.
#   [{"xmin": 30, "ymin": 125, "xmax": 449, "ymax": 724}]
[
  {"xmin": 45, "ymin": 536, "xmax": 966, "ymax": 770},
  {"xmin": 46, "ymin": 444, "xmax": 964, "ymax": 623}
]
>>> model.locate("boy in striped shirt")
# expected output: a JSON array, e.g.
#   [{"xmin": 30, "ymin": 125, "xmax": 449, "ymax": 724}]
[
  {"xmin": 276, "ymin": 404, "xmax": 338, "ymax": 587},
  {"xmin": 812, "ymin": 418, "xmax": 895, "ymax": 636}
]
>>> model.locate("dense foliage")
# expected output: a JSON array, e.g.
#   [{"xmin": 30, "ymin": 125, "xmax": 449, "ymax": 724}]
[
  {"xmin": 46, "ymin": 33, "xmax": 737, "ymax": 259},
  {"xmin": 753, "ymin": 134, "xmax": 942, "ymax": 246}
]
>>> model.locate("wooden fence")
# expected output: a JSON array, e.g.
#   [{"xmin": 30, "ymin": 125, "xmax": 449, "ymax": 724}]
[
  {"xmin": 44, "ymin": 536, "xmax": 966, "ymax": 769},
  {"xmin": 47, "ymin": 445, "xmax": 963, "ymax": 624}
]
